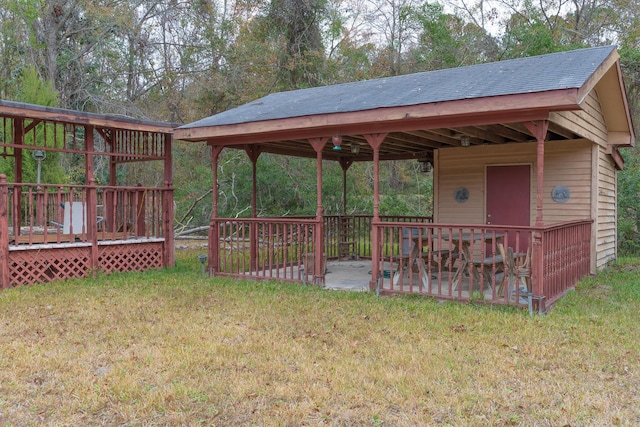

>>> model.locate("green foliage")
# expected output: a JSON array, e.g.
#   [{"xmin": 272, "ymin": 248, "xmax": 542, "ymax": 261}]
[
  {"xmin": 499, "ymin": 0, "xmax": 589, "ymax": 58},
  {"xmin": 412, "ymin": 3, "xmax": 497, "ymax": 70},
  {"xmin": 0, "ymin": 0, "xmax": 637, "ymax": 253},
  {"xmin": 267, "ymin": 0, "xmax": 327, "ymax": 87},
  {"xmin": 617, "ymin": 148, "xmax": 640, "ymax": 255},
  {"xmin": 0, "ymin": 65, "xmax": 67, "ymax": 184}
]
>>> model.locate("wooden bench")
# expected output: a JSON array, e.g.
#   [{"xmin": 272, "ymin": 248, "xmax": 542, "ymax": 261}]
[
  {"xmin": 97, "ymin": 231, "xmax": 135, "ymax": 241},
  {"xmin": 10, "ymin": 234, "xmax": 77, "ymax": 245},
  {"xmin": 9, "ymin": 231, "xmax": 134, "ymax": 245}
]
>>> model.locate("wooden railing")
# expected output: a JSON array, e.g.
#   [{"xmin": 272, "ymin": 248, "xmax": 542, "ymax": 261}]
[
  {"xmin": 540, "ymin": 220, "xmax": 592, "ymax": 307},
  {"xmin": 208, "ymin": 217, "xmax": 319, "ymax": 284},
  {"xmin": 372, "ymin": 222, "xmax": 533, "ymax": 305},
  {"xmin": 372, "ymin": 220, "xmax": 592, "ymax": 310},
  {"xmin": 0, "ymin": 175, "xmax": 175, "ymax": 289},
  {"xmin": 1, "ymin": 180, "xmax": 172, "ymax": 245},
  {"xmin": 207, "ymin": 215, "xmax": 433, "ymax": 284},
  {"xmin": 317, "ymin": 215, "xmax": 433, "ymax": 259}
]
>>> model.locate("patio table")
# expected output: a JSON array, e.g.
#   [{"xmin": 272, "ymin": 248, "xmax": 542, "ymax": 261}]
[{"xmin": 421, "ymin": 232, "xmax": 503, "ymax": 291}]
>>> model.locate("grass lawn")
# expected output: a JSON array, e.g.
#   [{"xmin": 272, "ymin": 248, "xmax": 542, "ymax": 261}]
[{"xmin": 0, "ymin": 249, "xmax": 639, "ymax": 426}]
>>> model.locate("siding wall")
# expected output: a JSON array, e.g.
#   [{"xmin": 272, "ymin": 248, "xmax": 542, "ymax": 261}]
[
  {"xmin": 435, "ymin": 135, "xmax": 619, "ymax": 271},
  {"xmin": 597, "ymin": 145, "xmax": 617, "ymax": 268},
  {"xmin": 435, "ymin": 140, "xmax": 592, "ymax": 226},
  {"xmin": 551, "ymin": 92, "xmax": 608, "ymax": 147}
]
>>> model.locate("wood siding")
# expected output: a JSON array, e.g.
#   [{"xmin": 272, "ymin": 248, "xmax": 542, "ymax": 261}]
[
  {"xmin": 551, "ymin": 92, "xmax": 608, "ymax": 147},
  {"xmin": 435, "ymin": 140, "xmax": 592, "ymax": 225},
  {"xmin": 596, "ymin": 146, "xmax": 617, "ymax": 268},
  {"xmin": 542, "ymin": 140, "xmax": 592, "ymax": 224}
]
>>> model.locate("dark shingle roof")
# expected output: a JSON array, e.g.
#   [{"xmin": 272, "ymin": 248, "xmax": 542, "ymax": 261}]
[{"xmin": 180, "ymin": 45, "xmax": 616, "ymax": 129}]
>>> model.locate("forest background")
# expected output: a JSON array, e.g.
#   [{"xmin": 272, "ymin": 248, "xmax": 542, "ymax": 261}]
[{"xmin": 1, "ymin": 0, "xmax": 640, "ymax": 253}]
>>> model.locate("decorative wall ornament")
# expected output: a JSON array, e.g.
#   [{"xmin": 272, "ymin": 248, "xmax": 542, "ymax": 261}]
[
  {"xmin": 454, "ymin": 187, "xmax": 469, "ymax": 203},
  {"xmin": 551, "ymin": 185, "xmax": 570, "ymax": 203}
]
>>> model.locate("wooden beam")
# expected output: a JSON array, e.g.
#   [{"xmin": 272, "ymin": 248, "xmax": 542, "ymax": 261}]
[
  {"xmin": 480, "ymin": 124, "xmax": 530, "ymax": 142},
  {"xmin": 450, "ymin": 126, "xmax": 507, "ymax": 144}
]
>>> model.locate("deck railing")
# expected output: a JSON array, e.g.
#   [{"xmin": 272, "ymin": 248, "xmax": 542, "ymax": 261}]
[
  {"xmin": 207, "ymin": 215, "xmax": 433, "ymax": 284},
  {"xmin": 194, "ymin": 215, "xmax": 591, "ymax": 310},
  {"xmin": 372, "ymin": 220, "xmax": 592, "ymax": 310},
  {"xmin": 209, "ymin": 217, "xmax": 319, "ymax": 284},
  {"xmin": 323, "ymin": 215, "xmax": 432, "ymax": 259},
  {"xmin": 540, "ymin": 220, "xmax": 592, "ymax": 307},
  {"xmin": 2, "ymin": 181, "xmax": 170, "ymax": 245},
  {"xmin": 373, "ymin": 222, "xmax": 533, "ymax": 305},
  {"xmin": 0, "ymin": 176, "xmax": 175, "ymax": 288}
]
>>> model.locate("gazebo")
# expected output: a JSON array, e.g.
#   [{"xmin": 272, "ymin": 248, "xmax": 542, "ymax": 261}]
[
  {"xmin": 174, "ymin": 45, "xmax": 634, "ymax": 312},
  {"xmin": 0, "ymin": 101, "xmax": 175, "ymax": 288}
]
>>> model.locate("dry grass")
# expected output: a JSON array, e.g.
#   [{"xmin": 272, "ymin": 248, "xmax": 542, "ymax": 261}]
[{"xmin": 1, "ymin": 250, "xmax": 639, "ymax": 426}]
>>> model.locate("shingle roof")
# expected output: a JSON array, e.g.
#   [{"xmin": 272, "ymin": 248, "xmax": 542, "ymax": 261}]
[{"xmin": 180, "ymin": 45, "xmax": 616, "ymax": 129}]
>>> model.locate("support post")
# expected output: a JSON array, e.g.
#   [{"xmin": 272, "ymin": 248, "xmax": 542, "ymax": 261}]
[
  {"xmin": 163, "ymin": 133, "xmax": 175, "ymax": 267},
  {"xmin": 339, "ymin": 158, "xmax": 354, "ymax": 259},
  {"xmin": 364, "ymin": 133, "xmax": 387, "ymax": 291},
  {"xmin": 245, "ymin": 145, "xmax": 262, "ymax": 273},
  {"xmin": 208, "ymin": 145, "xmax": 224, "ymax": 276},
  {"xmin": 85, "ymin": 126, "xmax": 99, "ymax": 275},
  {"xmin": 339, "ymin": 158, "xmax": 353, "ymax": 216},
  {"xmin": 524, "ymin": 120, "xmax": 549, "ymax": 313},
  {"xmin": 309, "ymin": 138, "xmax": 328, "ymax": 285},
  {"xmin": 13, "ymin": 119, "xmax": 24, "ymax": 237},
  {"xmin": 107, "ymin": 133, "xmax": 117, "ymax": 232},
  {"xmin": 0, "ymin": 175, "xmax": 9, "ymax": 289}
]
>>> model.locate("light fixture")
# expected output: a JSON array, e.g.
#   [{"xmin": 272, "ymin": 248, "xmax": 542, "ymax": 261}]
[
  {"xmin": 198, "ymin": 254, "xmax": 207, "ymax": 278},
  {"xmin": 332, "ymin": 135, "xmax": 342, "ymax": 151},
  {"xmin": 351, "ymin": 142, "xmax": 360, "ymax": 155},
  {"xmin": 418, "ymin": 160, "xmax": 432, "ymax": 173},
  {"xmin": 32, "ymin": 150, "xmax": 46, "ymax": 185},
  {"xmin": 460, "ymin": 135, "xmax": 471, "ymax": 147}
]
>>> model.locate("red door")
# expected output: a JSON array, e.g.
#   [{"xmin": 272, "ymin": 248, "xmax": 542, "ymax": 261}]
[{"xmin": 486, "ymin": 165, "xmax": 530, "ymax": 251}]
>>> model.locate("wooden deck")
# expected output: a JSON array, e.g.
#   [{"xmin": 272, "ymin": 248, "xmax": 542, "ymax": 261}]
[{"xmin": 0, "ymin": 180, "xmax": 174, "ymax": 289}]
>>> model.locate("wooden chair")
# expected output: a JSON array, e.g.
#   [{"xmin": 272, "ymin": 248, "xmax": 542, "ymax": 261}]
[
  {"xmin": 497, "ymin": 245, "xmax": 531, "ymax": 300},
  {"xmin": 391, "ymin": 227, "xmax": 417, "ymax": 285},
  {"xmin": 392, "ymin": 227, "xmax": 430, "ymax": 288},
  {"xmin": 471, "ymin": 245, "xmax": 504, "ymax": 291}
]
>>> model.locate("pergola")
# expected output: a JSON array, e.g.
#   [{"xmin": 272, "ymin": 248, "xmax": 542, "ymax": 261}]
[{"xmin": 0, "ymin": 100, "xmax": 175, "ymax": 288}]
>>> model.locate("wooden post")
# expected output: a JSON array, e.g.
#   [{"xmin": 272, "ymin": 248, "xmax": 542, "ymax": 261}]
[
  {"xmin": 162, "ymin": 133, "xmax": 175, "ymax": 267},
  {"xmin": 106, "ymin": 131, "xmax": 117, "ymax": 232},
  {"xmin": 208, "ymin": 145, "xmax": 224, "ymax": 276},
  {"xmin": 309, "ymin": 138, "xmax": 328, "ymax": 285},
  {"xmin": 339, "ymin": 158, "xmax": 354, "ymax": 259},
  {"xmin": 85, "ymin": 126, "xmax": 99, "ymax": 275},
  {"xmin": 13, "ymin": 119, "xmax": 23, "ymax": 237},
  {"xmin": 0, "ymin": 175, "xmax": 9, "ymax": 289},
  {"xmin": 245, "ymin": 145, "xmax": 262, "ymax": 273},
  {"xmin": 525, "ymin": 120, "xmax": 549, "ymax": 313},
  {"xmin": 364, "ymin": 133, "xmax": 387, "ymax": 292}
]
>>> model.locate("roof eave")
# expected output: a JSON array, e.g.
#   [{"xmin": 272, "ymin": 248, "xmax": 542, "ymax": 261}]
[
  {"xmin": 580, "ymin": 52, "xmax": 636, "ymax": 147},
  {"xmin": 0, "ymin": 100, "xmax": 176, "ymax": 133},
  {"xmin": 174, "ymin": 89, "xmax": 580, "ymax": 144}
]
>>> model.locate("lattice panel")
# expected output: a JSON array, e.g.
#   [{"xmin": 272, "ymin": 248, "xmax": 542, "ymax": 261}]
[
  {"xmin": 9, "ymin": 247, "xmax": 90, "ymax": 286},
  {"xmin": 98, "ymin": 242, "xmax": 163, "ymax": 273}
]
